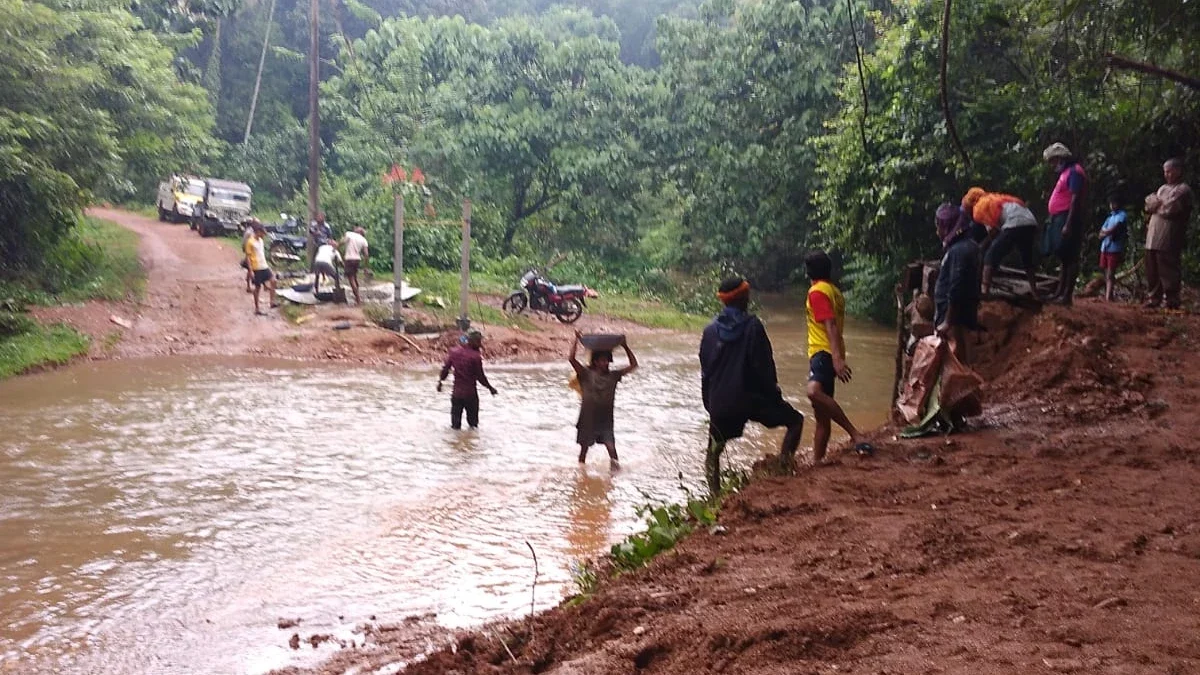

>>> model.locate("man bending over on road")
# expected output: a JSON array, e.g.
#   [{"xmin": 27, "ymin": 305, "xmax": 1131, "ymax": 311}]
[
  {"xmin": 699, "ymin": 277, "xmax": 804, "ymax": 495},
  {"xmin": 804, "ymin": 251, "xmax": 873, "ymax": 463},
  {"xmin": 312, "ymin": 239, "xmax": 342, "ymax": 296},
  {"xmin": 437, "ymin": 329, "xmax": 498, "ymax": 430},
  {"xmin": 245, "ymin": 221, "xmax": 277, "ymax": 316},
  {"xmin": 341, "ymin": 227, "xmax": 370, "ymax": 305}
]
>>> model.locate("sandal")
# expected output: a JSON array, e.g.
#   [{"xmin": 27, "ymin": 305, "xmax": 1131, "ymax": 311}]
[{"xmin": 854, "ymin": 442, "xmax": 876, "ymax": 456}]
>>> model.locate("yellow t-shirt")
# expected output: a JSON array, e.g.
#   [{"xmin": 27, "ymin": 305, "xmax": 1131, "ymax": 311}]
[
  {"xmin": 806, "ymin": 280, "xmax": 845, "ymax": 359},
  {"xmin": 244, "ymin": 236, "xmax": 268, "ymax": 271}
]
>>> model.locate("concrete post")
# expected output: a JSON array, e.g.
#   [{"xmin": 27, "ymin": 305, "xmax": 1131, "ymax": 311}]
[
  {"xmin": 392, "ymin": 194, "xmax": 405, "ymax": 326},
  {"xmin": 457, "ymin": 198, "xmax": 471, "ymax": 330}
]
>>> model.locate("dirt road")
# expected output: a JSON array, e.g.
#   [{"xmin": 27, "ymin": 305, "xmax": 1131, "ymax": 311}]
[
  {"xmin": 36, "ymin": 208, "xmax": 652, "ymax": 366},
  {"xmin": 295, "ymin": 300, "xmax": 1200, "ymax": 675}
]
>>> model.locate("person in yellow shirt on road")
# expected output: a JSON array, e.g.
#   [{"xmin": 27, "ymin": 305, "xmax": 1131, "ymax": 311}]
[
  {"xmin": 805, "ymin": 251, "xmax": 872, "ymax": 463},
  {"xmin": 244, "ymin": 220, "xmax": 277, "ymax": 316}
]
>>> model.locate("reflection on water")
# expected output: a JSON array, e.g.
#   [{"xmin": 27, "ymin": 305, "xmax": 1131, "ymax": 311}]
[{"xmin": 0, "ymin": 305, "xmax": 894, "ymax": 674}]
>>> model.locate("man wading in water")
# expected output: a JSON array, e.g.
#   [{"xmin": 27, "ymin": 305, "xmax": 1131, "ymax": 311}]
[
  {"xmin": 569, "ymin": 331, "xmax": 638, "ymax": 468},
  {"xmin": 700, "ymin": 277, "xmax": 804, "ymax": 495},
  {"xmin": 437, "ymin": 329, "xmax": 497, "ymax": 430}
]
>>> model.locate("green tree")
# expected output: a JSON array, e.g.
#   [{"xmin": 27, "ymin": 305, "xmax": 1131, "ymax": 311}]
[
  {"xmin": 326, "ymin": 14, "xmax": 652, "ymax": 256},
  {"xmin": 0, "ymin": 0, "xmax": 213, "ymax": 272},
  {"xmin": 813, "ymin": 0, "xmax": 1200, "ymax": 320},
  {"xmin": 651, "ymin": 0, "xmax": 870, "ymax": 285}
]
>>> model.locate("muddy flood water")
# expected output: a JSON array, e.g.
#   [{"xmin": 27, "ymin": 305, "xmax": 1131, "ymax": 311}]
[{"xmin": 0, "ymin": 305, "xmax": 894, "ymax": 674}]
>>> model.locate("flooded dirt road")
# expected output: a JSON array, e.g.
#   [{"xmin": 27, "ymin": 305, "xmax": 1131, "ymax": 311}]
[{"xmin": 0, "ymin": 308, "xmax": 894, "ymax": 674}]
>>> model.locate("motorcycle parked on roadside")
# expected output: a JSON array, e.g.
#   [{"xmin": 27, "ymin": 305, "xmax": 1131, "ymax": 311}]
[
  {"xmin": 265, "ymin": 214, "xmax": 308, "ymax": 273},
  {"xmin": 501, "ymin": 269, "xmax": 596, "ymax": 324}
]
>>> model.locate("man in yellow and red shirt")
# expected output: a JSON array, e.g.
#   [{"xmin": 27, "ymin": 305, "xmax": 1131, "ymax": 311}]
[{"xmin": 805, "ymin": 251, "xmax": 871, "ymax": 463}]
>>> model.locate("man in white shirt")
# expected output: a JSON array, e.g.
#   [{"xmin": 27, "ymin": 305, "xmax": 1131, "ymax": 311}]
[
  {"xmin": 341, "ymin": 227, "xmax": 370, "ymax": 305},
  {"xmin": 312, "ymin": 240, "xmax": 342, "ymax": 295}
]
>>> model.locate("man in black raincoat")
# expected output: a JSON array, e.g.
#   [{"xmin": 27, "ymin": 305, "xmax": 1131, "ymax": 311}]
[{"xmin": 699, "ymin": 277, "xmax": 804, "ymax": 495}]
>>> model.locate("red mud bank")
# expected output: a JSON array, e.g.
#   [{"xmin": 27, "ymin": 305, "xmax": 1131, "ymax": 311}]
[{"xmin": 300, "ymin": 299, "xmax": 1200, "ymax": 675}]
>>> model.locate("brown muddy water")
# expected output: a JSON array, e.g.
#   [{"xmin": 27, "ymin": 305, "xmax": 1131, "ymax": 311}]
[{"xmin": 0, "ymin": 307, "xmax": 894, "ymax": 674}]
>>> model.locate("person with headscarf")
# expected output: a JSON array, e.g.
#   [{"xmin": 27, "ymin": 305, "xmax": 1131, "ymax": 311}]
[
  {"xmin": 1043, "ymin": 142, "xmax": 1089, "ymax": 305},
  {"xmin": 963, "ymin": 188, "xmax": 1040, "ymax": 297},
  {"xmin": 437, "ymin": 329, "xmax": 498, "ymax": 430},
  {"xmin": 934, "ymin": 203, "xmax": 982, "ymax": 360},
  {"xmin": 698, "ymin": 277, "xmax": 804, "ymax": 495},
  {"xmin": 959, "ymin": 187, "xmax": 989, "ymax": 243}
]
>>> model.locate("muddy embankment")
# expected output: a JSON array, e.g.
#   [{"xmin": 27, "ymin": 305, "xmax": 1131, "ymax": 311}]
[
  {"xmin": 289, "ymin": 299, "xmax": 1200, "ymax": 675},
  {"xmin": 33, "ymin": 208, "xmax": 657, "ymax": 369}
]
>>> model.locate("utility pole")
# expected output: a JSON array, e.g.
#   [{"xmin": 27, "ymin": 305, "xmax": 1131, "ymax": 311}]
[
  {"xmin": 392, "ymin": 194, "xmax": 405, "ymax": 326},
  {"xmin": 458, "ymin": 199, "xmax": 472, "ymax": 330},
  {"xmin": 307, "ymin": 0, "xmax": 320, "ymax": 226},
  {"xmin": 243, "ymin": 0, "xmax": 276, "ymax": 144}
]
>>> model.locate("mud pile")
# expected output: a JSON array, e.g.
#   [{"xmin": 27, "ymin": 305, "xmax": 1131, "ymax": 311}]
[{"xmin": 972, "ymin": 302, "xmax": 1160, "ymax": 421}]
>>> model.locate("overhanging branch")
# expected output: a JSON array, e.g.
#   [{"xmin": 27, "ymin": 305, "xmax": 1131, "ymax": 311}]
[{"xmin": 1104, "ymin": 53, "xmax": 1200, "ymax": 91}]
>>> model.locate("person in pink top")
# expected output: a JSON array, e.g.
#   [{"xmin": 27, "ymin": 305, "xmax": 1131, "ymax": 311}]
[{"xmin": 1042, "ymin": 142, "xmax": 1088, "ymax": 306}]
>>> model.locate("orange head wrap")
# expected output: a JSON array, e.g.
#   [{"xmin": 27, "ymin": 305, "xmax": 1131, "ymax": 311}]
[
  {"xmin": 717, "ymin": 280, "xmax": 751, "ymax": 305},
  {"xmin": 962, "ymin": 187, "xmax": 986, "ymax": 209}
]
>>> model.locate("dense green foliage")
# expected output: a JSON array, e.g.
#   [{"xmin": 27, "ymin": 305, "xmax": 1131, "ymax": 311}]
[
  {"xmin": 650, "ymin": 0, "xmax": 870, "ymax": 283},
  {"xmin": 4, "ymin": 0, "xmax": 1199, "ymax": 322},
  {"xmin": 814, "ymin": 0, "xmax": 1200, "ymax": 319},
  {"xmin": 0, "ymin": 0, "xmax": 211, "ymax": 276}
]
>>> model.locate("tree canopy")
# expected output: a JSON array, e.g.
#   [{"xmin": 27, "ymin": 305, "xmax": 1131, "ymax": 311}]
[
  {"xmin": 0, "ymin": 0, "xmax": 211, "ymax": 271},
  {"xmin": 4, "ymin": 0, "xmax": 1199, "ymax": 317}
]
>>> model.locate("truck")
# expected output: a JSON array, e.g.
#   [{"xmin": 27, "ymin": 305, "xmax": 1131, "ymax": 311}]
[
  {"xmin": 156, "ymin": 174, "xmax": 207, "ymax": 223},
  {"xmin": 193, "ymin": 178, "xmax": 253, "ymax": 237}
]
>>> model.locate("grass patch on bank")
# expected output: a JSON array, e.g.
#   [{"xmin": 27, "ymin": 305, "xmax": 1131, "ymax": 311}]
[
  {"xmin": 587, "ymin": 295, "xmax": 709, "ymax": 331},
  {"xmin": 403, "ymin": 267, "xmax": 706, "ymax": 331},
  {"xmin": 0, "ymin": 323, "xmax": 90, "ymax": 379},
  {"xmin": 64, "ymin": 217, "xmax": 145, "ymax": 301},
  {"xmin": 402, "ymin": 268, "xmax": 537, "ymax": 331},
  {"xmin": 5, "ymin": 216, "xmax": 146, "ymax": 304},
  {"xmin": 0, "ymin": 215, "xmax": 142, "ymax": 379},
  {"xmin": 568, "ymin": 470, "xmax": 748, "ymax": 604}
]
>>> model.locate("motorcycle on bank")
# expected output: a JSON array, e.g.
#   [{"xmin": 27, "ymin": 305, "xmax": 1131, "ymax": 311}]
[{"xmin": 501, "ymin": 269, "xmax": 597, "ymax": 324}]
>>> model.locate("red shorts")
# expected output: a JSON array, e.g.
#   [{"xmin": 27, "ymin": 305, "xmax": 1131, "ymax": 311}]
[{"xmin": 1099, "ymin": 252, "xmax": 1124, "ymax": 270}]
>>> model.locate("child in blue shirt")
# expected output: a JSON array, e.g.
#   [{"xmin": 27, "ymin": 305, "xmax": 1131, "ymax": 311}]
[{"xmin": 1098, "ymin": 194, "xmax": 1128, "ymax": 302}]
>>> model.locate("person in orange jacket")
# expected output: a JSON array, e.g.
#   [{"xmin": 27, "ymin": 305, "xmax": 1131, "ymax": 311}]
[{"xmin": 963, "ymin": 187, "xmax": 1040, "ymax": 298}]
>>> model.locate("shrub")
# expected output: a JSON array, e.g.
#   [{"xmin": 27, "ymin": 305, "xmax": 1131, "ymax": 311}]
[{"xmin": 0, "ymin": 312, "xmax": 36, "ymax": 338}]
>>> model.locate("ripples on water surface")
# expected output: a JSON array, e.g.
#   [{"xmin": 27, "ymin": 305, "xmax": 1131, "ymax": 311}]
[{"xmin": 0, "ymin": 315, "xmax": 894, "ymax": 674}]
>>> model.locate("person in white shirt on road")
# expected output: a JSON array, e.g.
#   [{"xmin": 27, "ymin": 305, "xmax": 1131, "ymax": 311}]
[
  {"xmin": 313, "ymin": 240, "xmax": 342, "ymax": 295},
  {"xmin": 341, "ymin": 227, "xmax": 370, "ymax": 305}
]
